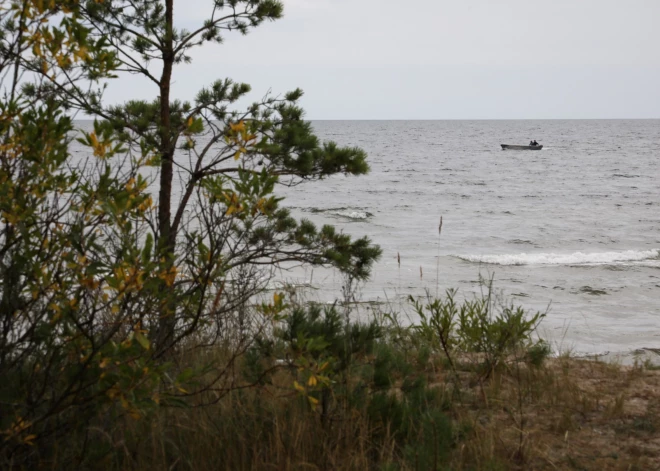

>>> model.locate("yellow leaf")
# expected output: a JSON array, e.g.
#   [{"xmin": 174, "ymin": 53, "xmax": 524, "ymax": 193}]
[
  {"xmin": 234, "ymin": 150, "xmax": 241, "ymax": 160},
  {"xmin": 48, "ymin": 303, "xmax": 61, "ymax": 322},
  {"xmin": 73, "ymin": 46, "xmax": 88, "ymax": 62},
  {"xmin": 308, "ymin": 396, "xmax": 319, "ymax": 405},
  {"xmin": 229, "ymin": 121, "xmax": 245, "ymax": 132},
  {"xmin": 2, "ymin": 211, "xmax": 17, "ymax": 224},
  {"xmin": 307, "ymin": 375, "xmax": 317, "ymax": 387},
  {"xmin": 293, "ymin": 381, "xmax": 305, "ymax": 393},
  {"xmin": 134, "ymin": 330, "xmax": 150, "ymax": 350},
  {"xmin": 187, "ymin": 116, "xmax": 193, "ymax": 127}
]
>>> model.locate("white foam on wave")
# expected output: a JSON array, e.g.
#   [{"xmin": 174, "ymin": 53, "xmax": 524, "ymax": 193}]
[
  {"xmin": 457, "ymin": 249, "xmax": 660, "ymax": 266},
  {"xmin": 330, "ymin": 210, "xmax": 370, "ymax": 220}
]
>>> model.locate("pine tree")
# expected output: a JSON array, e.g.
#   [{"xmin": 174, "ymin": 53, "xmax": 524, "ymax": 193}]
[{"xmin": 39, "ymin": 1, "xmax": 381, "ymax": 354}]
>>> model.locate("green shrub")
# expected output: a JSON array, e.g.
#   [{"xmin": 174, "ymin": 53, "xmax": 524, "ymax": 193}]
[
  {"xmin": 527, "ymin": 340, "xmax": 553, "ymax": 367},
  {"xmin": 409, "ymin": 284, "xmax": 546, "ymax": 378},
  {"xmin": 411, "ymin": 290, "xmax": 460, "ymax": 372},
  {"xmin": 246, "ymin": 303, "xmax": 456, "ymax": 468},
  {"xmin": 457, "ymin": 296, "xmax": 545, "ymax": 375}
]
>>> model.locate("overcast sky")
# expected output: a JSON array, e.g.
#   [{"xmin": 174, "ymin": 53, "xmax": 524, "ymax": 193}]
[{"xmin": 104, "ymin": 0, "xmax": 660, "ymax": 119}]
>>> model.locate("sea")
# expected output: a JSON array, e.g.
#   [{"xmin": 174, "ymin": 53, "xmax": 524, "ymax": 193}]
[
  {"xmin": 274, "ymin": 120, "xmax": 660, "ymax": 362},
  {"xmin": 71, "ymin": 119, "xmax": 659, "ymax": 361}
]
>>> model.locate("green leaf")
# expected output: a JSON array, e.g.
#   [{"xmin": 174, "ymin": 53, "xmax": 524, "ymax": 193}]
[{"xmin": 142, "ymin": 233, "xmax": 153, "ymax": 264}]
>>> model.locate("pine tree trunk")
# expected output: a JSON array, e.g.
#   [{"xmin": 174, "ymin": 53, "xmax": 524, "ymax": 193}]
[{"xmin": 154, "ymin": 0, "xmax": 176, "ymax": 355}]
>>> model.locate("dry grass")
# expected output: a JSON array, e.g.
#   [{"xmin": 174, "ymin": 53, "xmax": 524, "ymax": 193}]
[
  {"xmin": 450, "ymin": 358, "xmax": 660, "ymax": 470},
  {"xmin": 69, "ymin": 355, "xmax": 660, "ymax": 471}
]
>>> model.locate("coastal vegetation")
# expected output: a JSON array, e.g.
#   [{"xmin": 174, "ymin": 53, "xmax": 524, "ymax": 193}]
[{"xmin": 1, "ymin": 0, "xmax": 658, "ymax": 470}]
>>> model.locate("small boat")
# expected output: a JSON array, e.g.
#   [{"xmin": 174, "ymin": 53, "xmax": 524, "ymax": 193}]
[{"xmin": 501, "ymin": 144, "xmax": 543, "ymax": 150}]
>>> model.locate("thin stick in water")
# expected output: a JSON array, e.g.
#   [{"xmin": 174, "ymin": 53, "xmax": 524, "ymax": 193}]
[{"xmin": 436, "ymin": 216, "xmax": 443, "ymax": 297}]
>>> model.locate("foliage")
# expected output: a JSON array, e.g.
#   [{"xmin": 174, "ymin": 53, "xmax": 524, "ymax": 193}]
[
  {"xmin": 0, "ymin": 0, "xmax": 161, "ymax": 464},
  {"xmin": 0, "ymin": 0, "xmax": 553, "ymax": 468},
  {"xmin": 246, "ymin": 303, "xmax": 382, "ymax": 408},
  {"xmin": 246, "ymin": 303, "xmax": 454, "ymax": 470},
  {"xmin": 455, "ymin": 291, "xmax": 545, "ymax": 375},
  {"xmin": 526, "ymin": 340, "xmax": 552, "ymax": 368},
  {"xmin": 0, "ymin": 0, "xmax": 380, "ymax": 466},
  {"xmin": 20, "ymin": 319, "xmax": 647, "ymax": 471},
  {"xmin": 411, "ymin": 289, "xmax": 460, "ymax": 374},
  {"xmin": 36, "ymin": 0, "xmax": 384, "ymax": 355},
  {"xmin": 411, "ymin": 285, "xmax": 546, "ymax": 378}
]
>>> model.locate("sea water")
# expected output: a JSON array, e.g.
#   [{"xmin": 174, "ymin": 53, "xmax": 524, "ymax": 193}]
[
  {"xmin": 276, "ymin": 120, "xmax": 660, "ymax": 360},
  {"xmin": 70, "ymin": 119, "xmax": 660, "ymax": 360}
]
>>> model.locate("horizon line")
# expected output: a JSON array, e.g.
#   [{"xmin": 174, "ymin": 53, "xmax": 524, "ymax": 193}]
[
  {"xmin": 304, "ymin": 117, "xmax": 660, "ymax": 121},
  {"xmin": 72, "ymin": 117, "xmax": 660, "ymax": 121}
]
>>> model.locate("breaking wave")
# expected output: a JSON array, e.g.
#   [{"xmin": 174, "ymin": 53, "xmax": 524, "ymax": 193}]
[
  {"xmin": 304, "ymin": 207, "xmax": 373, "ymax": 220},
  {"xmin": 329, "ymin": 209, "xmax": 371, "ymax": 220},
  {"xmin": 457, "ymin": 249, "xmax": 660, "ymax": 266}
]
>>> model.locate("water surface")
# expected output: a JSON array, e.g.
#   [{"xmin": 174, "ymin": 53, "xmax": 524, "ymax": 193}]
[{"xmin": 276, "ymin": 120, "xmax": 660, "ymax": 358}]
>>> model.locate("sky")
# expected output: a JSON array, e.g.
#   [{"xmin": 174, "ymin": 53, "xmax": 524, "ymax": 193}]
[{"xmin": 103, "ymin": 0, "xmax": 660, "ymax": 119}]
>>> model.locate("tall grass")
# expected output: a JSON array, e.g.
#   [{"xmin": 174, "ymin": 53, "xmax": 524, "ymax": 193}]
[{"xmin": 9, "ymin": 288, "xmax": 660, "ymax": 471}]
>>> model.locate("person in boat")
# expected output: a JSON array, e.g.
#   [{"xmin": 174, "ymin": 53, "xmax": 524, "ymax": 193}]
[{"xmin": 530, "ymin": 140, "xmax": 539, "ymax": 146}]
